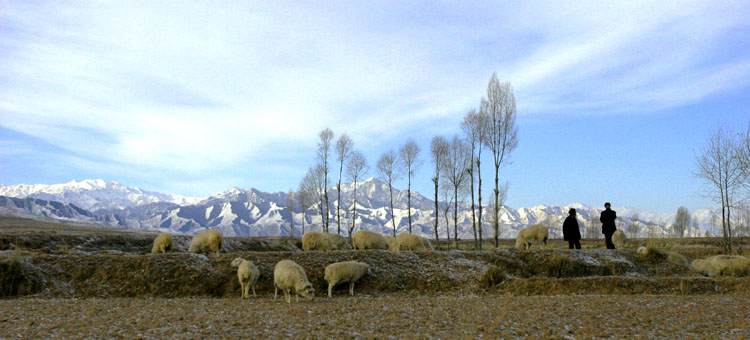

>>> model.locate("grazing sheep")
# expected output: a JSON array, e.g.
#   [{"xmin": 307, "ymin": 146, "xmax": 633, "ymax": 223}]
[
  {"xmin": 664, "ymin": 251, "xmax": 689, "ymax": 267},
  {"xmin": 231, "ymin": 258, "xmax": 260, "ymax": 299},
  {"xmin": 393, "ymin": 232, "xmax": 431, "ymax": 251},
  {"xmin": 636, "ymin": 246, "xmax": 648, "ymax": 255},
  {"xmin": 708, "ymin": 255, "xmax": 750, "ymax": 276},
  {"xmin": 325, "ymin": 233, "xmax": 352, "ymax": 250},
  {"xmin": 302, "ymin": 231, "xmax": 336, "ymax": 251},
  {"xmin": 274, "ymin": 260, "xmax": 315, "ymax": 303},
  {"xmin": 324, "ymin": 261, "xmax": 370, "ymax": 297},
  {"xmin": 352, "ymin": 230, "xmax": 389, "ymax": 250},
  {"xmin": 188, "ymin": 229, "xmax": 223, "ymax": 254},
  {"xmin": 515, "ymin": 224, "xmax": 548, "ymax": 250},
  {"xmin": 384, "ymin": 235, "xmax": 397, "ymax": 250},
  {"xmin": 612, "ymin": 230, "xmax": 627, "ymax": 249},
  {"xmin": 151, "ymin": 232, "xmax": 173, "ymax": 254},
  {"xmin": 691, "ymin": 259, "xmax": 715, "ymax": 277}
]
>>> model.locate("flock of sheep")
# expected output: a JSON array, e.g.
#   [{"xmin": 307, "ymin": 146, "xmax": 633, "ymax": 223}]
[{"xmin": 149, "ymin": 224, "xmax": 750, "ymax": 302}]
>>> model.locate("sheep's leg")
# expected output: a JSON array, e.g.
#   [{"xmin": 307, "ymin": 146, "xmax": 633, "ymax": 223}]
[
  {"xmin": 243, "ymin": 282, "xmax": 250, "ymax": 299},
  {"xmin": 295, "ymin": 290, "xmax": 299, "ymax": 302},
  {"xmin": 274, "ymin": 285, "xmax": 278, "ymax": 301},
  {"xmin": 240, "ymin": 282, "xmax": 246, "ymax": 299},
  {"xmin": 251, "ymin": 283, "xmax": 256, "ymax": 297},
  {"xmin": 328, "ymin": 283, "xmax": 333, "ymax": 298},
  {"xmin": 349, "ymin": 281, "xmax": 354, "ymax": 296}
]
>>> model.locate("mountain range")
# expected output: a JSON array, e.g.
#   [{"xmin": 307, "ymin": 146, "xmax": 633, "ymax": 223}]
[{"xmin": 0, "ymin": 178, "xmax": 717, "ymax": 238}]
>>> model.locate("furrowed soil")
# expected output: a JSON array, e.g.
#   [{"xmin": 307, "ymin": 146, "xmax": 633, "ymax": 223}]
[{"xmin": 1, "ymin": 295, "xmax": 749, "ymax": 339}]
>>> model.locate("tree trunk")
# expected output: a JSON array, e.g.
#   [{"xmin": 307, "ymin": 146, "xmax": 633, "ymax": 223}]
[
  {"xmin": 494, "ymin": 163, "xmax": 500, "ymax": 248},
  {"xmin": 444, "ymin": 204, "xmax": 451, "ymax": 249},
  {"xmin": 469, "ymin": 157, "xmax": 477, "ymax": 250},
  {"xmin": 337, "ymin": 164, "xmax": 343, "ymax": 235},
  {"xmin": 407, "ymin": 168, "xmax": 412, "ymax": 233},
  {"xmin": 349, "ymin": 180, "xmax": 357, "ymax": 244},
  {"xmin": 454, "ymin": 188, "xmax": 459, "ymax": 249},
  {"xmin": 301, "ymin": 211, "xmax": 306, "ymax": 235},
  {"xmin": 433, "ymin": 177, "xmax": 440, "ymax": 249},
  {"xmin": 389, "ymin": 179, "xmax": 397, "ymax": 237},
  {"xmin": 477, "ymin": 157, "xmax": 483, "ymax": 250}
]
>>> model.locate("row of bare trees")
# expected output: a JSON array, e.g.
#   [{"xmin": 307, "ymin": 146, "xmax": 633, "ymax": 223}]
[
  {"xmin": 292, "ymin": 73, "xmax": 518, "ymax": 249},
  {"xmin": 694, "ymin": 124, "xmax": 750, "ymax": 253},
  {"xmin": 429, "ymin": 73, "xmax": 518, "ymax": 249}
]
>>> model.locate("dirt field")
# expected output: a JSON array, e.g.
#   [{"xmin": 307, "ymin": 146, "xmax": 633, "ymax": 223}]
[{"xmin": 1, "ymin": 295, "xmax": 749, "ymax": 339}]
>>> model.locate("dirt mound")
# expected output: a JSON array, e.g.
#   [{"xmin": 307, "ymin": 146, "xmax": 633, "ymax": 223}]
[{"xmin": 3, "ymin": 247, "xmax": 745, "ymax": 299}]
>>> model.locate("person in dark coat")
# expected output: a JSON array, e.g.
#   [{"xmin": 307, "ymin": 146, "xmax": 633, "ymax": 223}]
[
  {"xmin": 600, "ymin": 202, "xmax": 617, "ymax": 249},
  {"xmin": 562, "ymin": 208, "xmax": 581, "ymax": 249}
]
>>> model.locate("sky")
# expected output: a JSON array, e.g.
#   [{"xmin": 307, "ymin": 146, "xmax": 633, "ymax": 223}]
[{"xmin": 1, "ymin": 1, "xmax": 749, "ymax": 213}]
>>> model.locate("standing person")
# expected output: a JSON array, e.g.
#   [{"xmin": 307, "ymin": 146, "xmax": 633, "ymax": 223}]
[
  {"xmin": 562, "ymin": 208, "xmax": 581, "ymax": 249},
  {"xmin": 600, "ymin": 202, "xmax": 617, "ymax": 249}
]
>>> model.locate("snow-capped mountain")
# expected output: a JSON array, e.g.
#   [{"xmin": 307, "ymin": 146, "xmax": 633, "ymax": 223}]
[
  {"xmin": 0, "ymin": 179, "xmax": 199, "ymax": 211},
  {"xmin": 0, "ymin": 195, "xmax": 126, "ymax": 226},
  {"xmin": 0, "ymin": 178, "xmax": 717, "ymax": 238}
]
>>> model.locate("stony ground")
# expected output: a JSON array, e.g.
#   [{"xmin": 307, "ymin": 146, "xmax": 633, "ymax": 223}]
[{"xmin": 2, "ymin": 294, "xmax": 749, "ymax": 339}]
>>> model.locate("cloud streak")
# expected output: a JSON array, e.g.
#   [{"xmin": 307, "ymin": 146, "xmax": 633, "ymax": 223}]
[{"xmin": 1, "ymin": 0, "xmax": 749, "ymax": 197}]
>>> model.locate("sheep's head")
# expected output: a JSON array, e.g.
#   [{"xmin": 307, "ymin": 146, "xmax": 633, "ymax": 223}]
[
  {"xmin": 230, "ymin": 258, "xmax": 244, "ymax": 267},
  {"xmin": 298, "ymin": 283, "xmax": 315, "ymax": 300}
]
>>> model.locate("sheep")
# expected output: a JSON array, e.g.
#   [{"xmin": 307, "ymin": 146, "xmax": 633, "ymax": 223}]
[
  {"xmin": 691, "ymin": 259, "xmax": 715, "ymax": 277},
  {"xmin": 352, "ymin": 230, "xmax": 389, "ymax": 250},
  {"xmin": 273, "ymin": 260, "xmax": 315, "ymax": 303},
  {"xmin": 325, "ymin": 233, "xmax": 352, "ymax": 250},
  {"xmin": 188, "ymin": 229, "xmax": 223, "ymax": 254},
  {"xmin": 231, "ymin": 258, "xmax": 260, "ymax": 299},
  {"xmin": 636, "ymin": 246, "xmax": 648, "ymax": 255},
  {"xmin": 302, "ymin": 231, "xmax": 336, "ymax": 251},
  {"xmin": 384, "ymin": 235, "xmax": 397, "ymax": 250},
  {"xmin": 419, "ymin": 236, "xmax": 434, "ymax": 250},
  {"xmin": 612, "ymin": 230, "xmax": 627, "ymax": 249},
  {"xmin": 392, "ymin": 232, "xmax": 431, "ymax": 251},
  {"xmin": 515, "ymin": 224, "xmax": 548, "ymax": 250},
  {"xmin": 648, "ymin": 248, "xmax": 689, "ymax": 266},
  {"xmin": 151, "ymin": 232, "xmax": 173, "ymax": 254},
  {"xmin": 324, "ymin": 261, "xmax": 370, "ymax": 298},
  {"xmin": 707, "ymin": 255, "xmax": 750, "ymax": 276}
]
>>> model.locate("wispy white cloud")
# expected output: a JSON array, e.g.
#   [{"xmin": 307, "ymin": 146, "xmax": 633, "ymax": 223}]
[{"xmin": 1, "ymin": 0, "xmax": 748, "ymax": 195}]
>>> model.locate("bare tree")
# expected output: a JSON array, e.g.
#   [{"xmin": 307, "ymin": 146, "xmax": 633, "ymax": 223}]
[
  {"xmin": 335, "ymin": 134, "xmax": 353, "ymax": 235},
  {"xmin": 442, "ymin": 136, "xmax": 471, "ymax": 248},
  {"xmin": 461, "ymin": 109, "xmax": 487, "ymax": 249},
  {"xmin": 346, "ymin": 151, "xmax": 368, "ymax": 241},
  {"xmin": 430, "ymin": 136, "xmax": 449, "ymax": 246},
  {"xmin": 673, "ymin": 206, "xmax": 691, "ymax": 237},
  {"xmin": 627, "ymin": 213, "xmax": 641, "ymax": 238},
  {"xmin": 317, "ymin": 128, "xmax": 334, "ymax": 233},
  {"xmin": 695, "ymin": 126, "xmax": 745, "ymax": 253},
  {"xmin": 286, "ymin": 189, "xmax": 295, "ymax": 240},
  {"xmin": 376, "ymin": 150, "xmax": 401, "ymax": 237},
  {"xmin": 481, "ymin": 73, "xmax": 519, "ymax": 248},
  {"xmin": 441, "ymin": 182, "xmax": 453, "ymax": 249},
  {"xmin": 399, "ymin": 139, "xmax": 422, "ymax": 233},
  {"xmin": 297, "ymin": 179, "xmax": 313, "ymax": 235},
  {"xmin": 587, "ymin": 215, "xmax": 601, "ymax": 239},
  {"xmin": 303, "ymin": 164, "xmax": 326, "ymax": 232},
  {"xmin": 485, "ymin": 182, "xmax": 507, "ymax": 242}
]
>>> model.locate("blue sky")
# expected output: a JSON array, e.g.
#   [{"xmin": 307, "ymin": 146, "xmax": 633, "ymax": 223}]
[{"xmin": 1, "ymin": 1, "xmax": 749, "ymax": 213}]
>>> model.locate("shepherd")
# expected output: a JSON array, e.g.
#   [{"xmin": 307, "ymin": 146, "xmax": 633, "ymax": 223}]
[{"xmin": 562, "ymin": 208, "xmax": 581, "ymax": 249}]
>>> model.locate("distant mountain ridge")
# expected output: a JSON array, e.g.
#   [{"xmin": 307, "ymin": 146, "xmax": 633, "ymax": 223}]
[{"xmin": 0, "ymin": 178, "xmax": 715, "ymax": 238}]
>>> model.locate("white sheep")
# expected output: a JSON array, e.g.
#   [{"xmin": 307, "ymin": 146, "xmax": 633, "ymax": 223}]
[
  {"xmin": 302, "ymin": 231, "xmax": 336, "ymax": 251},
  {"xmin": 188, "ymin": 229, "xmax": 223, "ymax": 254},
  {"xmin": 708, "ymin": 255, "xmax": 750, "ymax": 276},
  {"xmin": 612, "ymin": 230, "xmax": 626, "ymax": 249},
  {"xmin": 324, "ymin": 261, "xmax": 370, "ymax": 298},
  {"xmin": 325, "ymin": 233, "xmax": 352, "ymax": 250},
  {"xmin": 691, "ymin": 259, "xmax": 715, "ymax": 277},
  {"xmin": 151, "ymin": 232, "xmax": 173, "ymax": 254},
  {"xmin": 419, "ymin": 236, "xmax": 434, "ymax": 250},
  {"xmin": 352, "ymin": 230, "xmax": 389, "ymax": 250},
  {"xmin": 231, "ymin": 258, "xmax": 260, "ymax": 299},
  {"xmin": 274, "ymin": 259, "xmax": 315, "ymax": 303},
  {"xmin": 515, "ymin": 224, "xmax": 548, "ymax": 250},
  {"xmin": 636, "ymin": 246, "xmax": 648, "ymax": 255},
  {"xmin": 392, "ymin": 232, "xmax": 431, "ymax": 251}
]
